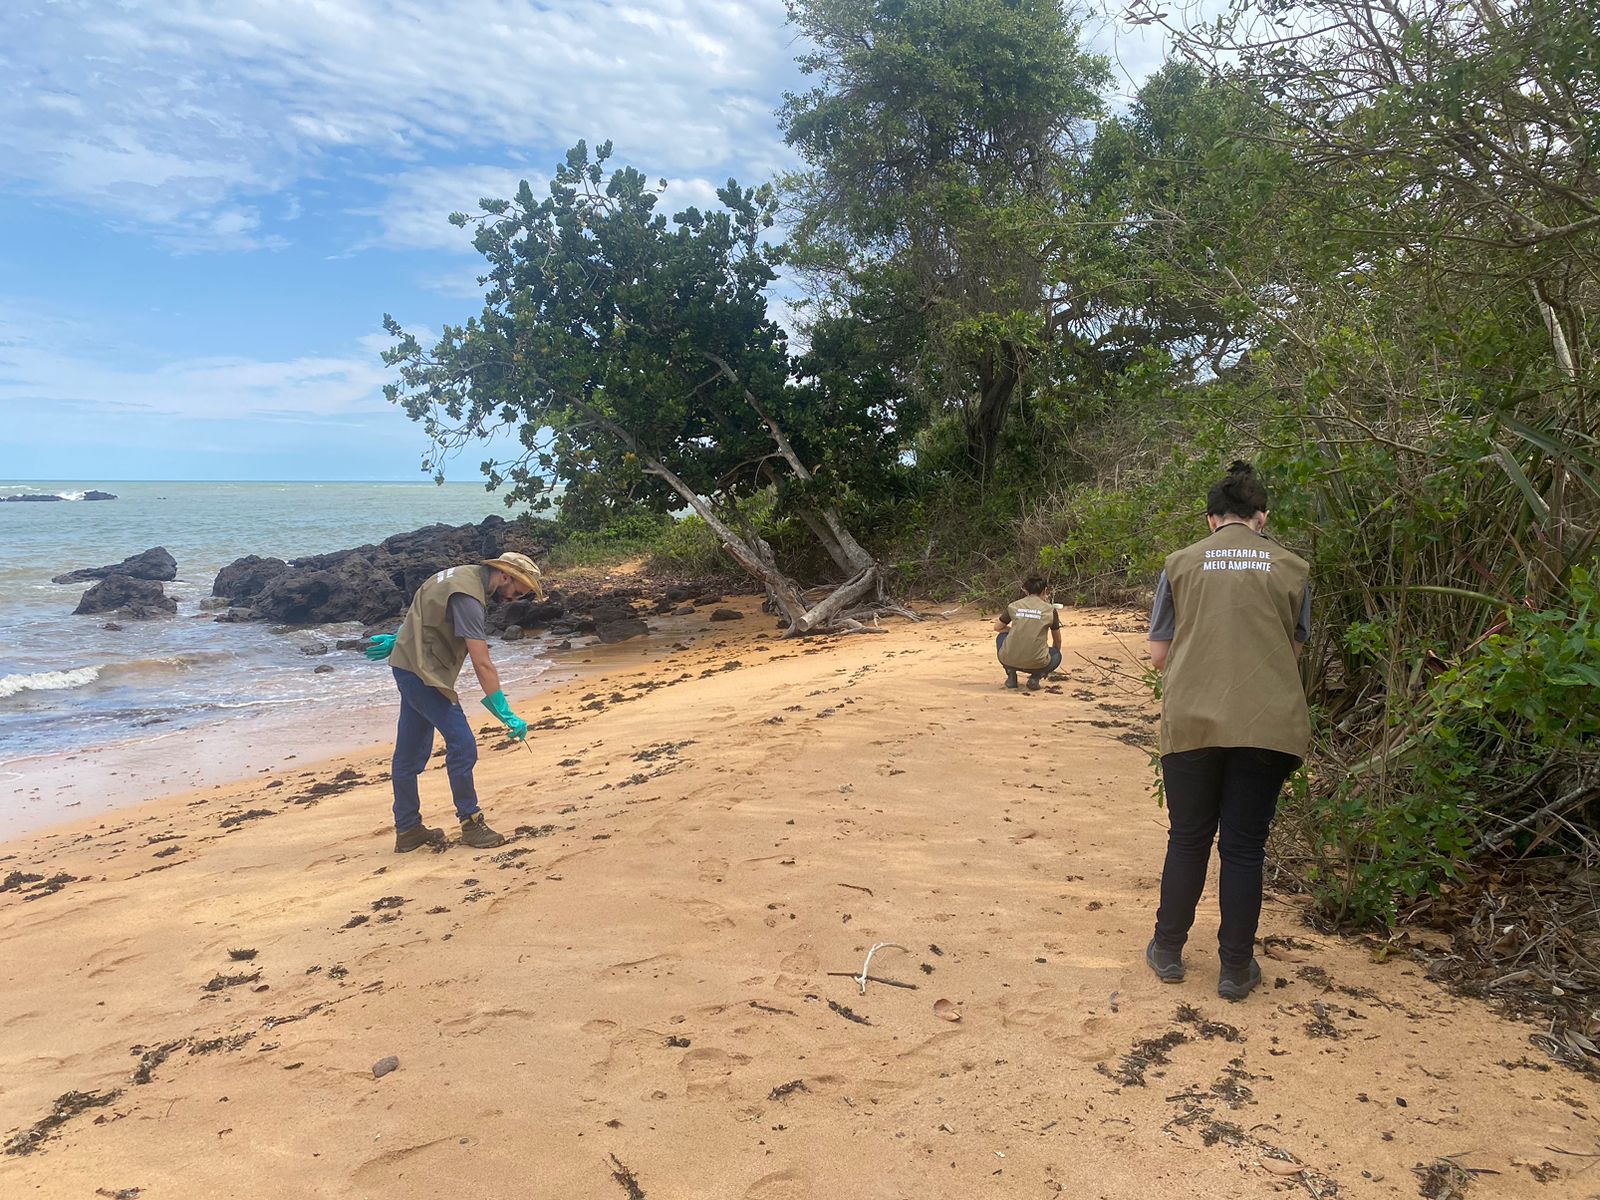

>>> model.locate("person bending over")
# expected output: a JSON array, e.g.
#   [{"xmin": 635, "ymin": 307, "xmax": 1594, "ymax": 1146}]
[
  {"xmin": 1145, "ymin": 463, "xmax": 1311, "ymax": 1001},
  {"xmin": 994, "ymin": 575, "xmax": 1063, "ymax": 691},
  {"xmin": 367, "ymin": 552, "xmax": 544, "ymax": 852}
]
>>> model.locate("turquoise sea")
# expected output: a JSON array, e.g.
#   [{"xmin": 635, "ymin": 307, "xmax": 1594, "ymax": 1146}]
[{"xmin": 0, "ymin": 481, "xmax": 554, "ymax": 770}]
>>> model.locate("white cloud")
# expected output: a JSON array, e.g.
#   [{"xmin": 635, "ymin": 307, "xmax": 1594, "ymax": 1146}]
[
  {"xmin": 0, "ymin": 303, "xmax": 392, "ymax": 422},
  {"xmin": 359, "ymin": 163, "xmax": 548, "ymax": 253},
  {"xmin": 1, "ymin": 0, "xmax": 799, "ymax": 249}
]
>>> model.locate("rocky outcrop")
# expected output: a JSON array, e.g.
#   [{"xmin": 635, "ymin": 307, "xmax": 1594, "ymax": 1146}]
[
  {"xmin": 74, "ymin": 576, "xmax": 176, "ymax": 619},
  {"xmin": 210, "ymin": 555, "xmax": 290, "ymax": 603},
  {"xmin": 202, "ymin": 516, "xmax": 755, "ymax": 639},
  {"xmin": 210, "ymin": 516, "xmax": 549, "ymax": 626},
  {"xmin": 53, "ymin": 547, "xmax": 177, "ymax": 584},
  {"xmin": 5, "ymin": 490, "xmax": 116, "ymax": 502},
  {"xmin": 594, "ymin": 616, "xmax": 650, "ymax": 643}
]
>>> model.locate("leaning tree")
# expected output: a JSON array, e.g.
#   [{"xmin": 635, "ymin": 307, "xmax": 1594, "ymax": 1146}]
[{"xmin": 382, "ymin": 140, "xmax": 912, "ymax": 634}]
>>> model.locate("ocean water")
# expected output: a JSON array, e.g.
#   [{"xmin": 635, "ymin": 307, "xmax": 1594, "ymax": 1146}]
[{"xmin": 0, "ymin": 481, "xmax": 554, "ymax": 769}]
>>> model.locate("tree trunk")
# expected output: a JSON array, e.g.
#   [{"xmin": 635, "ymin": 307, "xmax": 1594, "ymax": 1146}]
[
  {"xmin": 578, "ymin": 388, "xmax": 889, "ymax": 634},
  {"xmin": 968, "ymin": 342, "xmax": 1024, "ymax": 485},
  {"xmin": 797, "ymin": 508, "xmax": 875, "ymax": 577},
  {"xmin": 704, "ymin": 351, "xmax": 877, "ymax": 576},
  {"xmin": 789, "ymin": 564, "xmax": 882, "ymax": 634}
]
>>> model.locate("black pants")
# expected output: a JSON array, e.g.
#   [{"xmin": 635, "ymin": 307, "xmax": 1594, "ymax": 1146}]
[{"xmin": 1153, "ymin": 746, "xmax": 1299, "ymax": 968}]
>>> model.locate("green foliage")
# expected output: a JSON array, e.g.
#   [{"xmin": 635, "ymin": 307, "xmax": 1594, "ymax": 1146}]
[
  {"xmin": 1423, "ymin": 571, "xmax": 1600, "ymax": 763},
  {"xmin": 544, "ymin": 510, "xmax": 677, "ymax": 569},
  {"xmin": 781, "ymin": 0, "xmax": 1112, "ymax": 478},
  {"xmin": 648, "ymin": 515, "xmax": 731, "ymax": 577},
  {"xmin": 1300, "ymin": 574, "xmax": 1600, "ymax": 923},
  {"xmin": 383, "ymin": 139, "xmax": 897, "ymax": 610}
]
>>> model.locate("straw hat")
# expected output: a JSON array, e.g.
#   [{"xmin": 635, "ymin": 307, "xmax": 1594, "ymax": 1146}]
[{"xmin": 482, "ymin": 551, "xmax": 544, "ymax": 597}]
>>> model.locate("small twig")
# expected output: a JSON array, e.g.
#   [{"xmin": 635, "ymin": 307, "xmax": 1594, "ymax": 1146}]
[
  {"xmin": 825, "ymin": 972, "xmax": 919, "ymax": 990},
  {"xmin": 856, "ymin": 942, "xmax": 908, "ymax": 995},
  {"xmin": 836, "ymin": 883, "xmax": 874, "ymax": 896}
]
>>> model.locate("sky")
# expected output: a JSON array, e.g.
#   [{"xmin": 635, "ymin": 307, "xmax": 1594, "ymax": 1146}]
[{"xmin": 0, "ymin": 0, "xmax": 1177, "ymax": 483}]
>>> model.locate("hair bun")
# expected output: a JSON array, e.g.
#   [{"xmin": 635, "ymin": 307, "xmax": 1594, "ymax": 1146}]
[{"xmin": 1227, "ymin": 460, "xmax": 1254, "ymax": 476}]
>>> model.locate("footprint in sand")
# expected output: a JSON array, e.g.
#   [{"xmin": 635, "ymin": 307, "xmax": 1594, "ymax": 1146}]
[
  {"xmin": 697, "ymin": 856, "xmax": 729, "ymax": 884},
  {"xmin": 743, "ymin": 1170, "xmax": 807, "ymax": 1200},
  {"xmin": 351, "ymin": 1135, "xmax": 469, "ymax": 1187},
  {"xmin": 778, "ymin": 949, "xmax": 819, "ymax": 974},
  {"xmin": 681, "ymin": 897, "xmax": 735, "ymax": 931},
  {"xmin": 678, "ymin": 1045, "xmax": 751, "ymax": 1096}
]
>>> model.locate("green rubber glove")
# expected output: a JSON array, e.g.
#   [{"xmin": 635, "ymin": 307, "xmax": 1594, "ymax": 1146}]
[
  {"xmin": 365, "ymin": 633, "xmax": 397, "ymax": 661},
  {"xmin": 481, "ymin": 690, "xmax": 528, "ymax": 740}
]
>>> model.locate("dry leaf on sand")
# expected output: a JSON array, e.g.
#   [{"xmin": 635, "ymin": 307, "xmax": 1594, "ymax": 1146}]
[{"xmin": 933, "ymin": 998, "xmax": 962, "ymax": 1022}]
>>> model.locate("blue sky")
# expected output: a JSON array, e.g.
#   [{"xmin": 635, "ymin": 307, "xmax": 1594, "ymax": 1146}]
[{"xmin": 1, "ymin": 1, "xmax": 1175, "ymax": 483}]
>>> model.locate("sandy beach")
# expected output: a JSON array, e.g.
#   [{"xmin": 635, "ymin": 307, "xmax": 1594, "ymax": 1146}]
[{"xmin": 1, "ymin": 600, "xmax": 1594, "ymax": 1198}]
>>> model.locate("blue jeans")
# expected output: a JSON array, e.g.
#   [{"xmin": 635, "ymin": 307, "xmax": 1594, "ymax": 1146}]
[
  {"xmin": 995, "ymin": 633, "xmax": 1061, "ymax": 683},
  {"xmin": 390, "ymin": 667, "xmax": 480, "ymax": 832},
  {"xmin": 1153, "ymin": 746, "xmax": 1299, "ymax": 968}
]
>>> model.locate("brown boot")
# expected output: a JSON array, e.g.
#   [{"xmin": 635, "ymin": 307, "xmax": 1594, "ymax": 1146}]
[
  {"xmin": 394, "ymin": 825, "xmax": 446, "ymax": 853},
  {"xmin": 459, "ymin": 813, "xmax": 506, "ymax": 849}
]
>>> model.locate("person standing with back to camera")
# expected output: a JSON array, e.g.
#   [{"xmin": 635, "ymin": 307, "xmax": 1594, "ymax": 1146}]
[{"xmin": 1144, "ymin": 462, "xmax": 1312, "ymax": 1000}]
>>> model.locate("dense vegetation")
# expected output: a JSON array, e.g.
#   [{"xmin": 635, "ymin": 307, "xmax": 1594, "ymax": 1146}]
[{"xmin": 386, "ymin": 0, "xmax": 1599, "ymax": 993}]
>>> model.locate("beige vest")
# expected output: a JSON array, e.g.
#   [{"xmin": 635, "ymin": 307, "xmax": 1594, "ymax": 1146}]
[
  {"xmin": 1000, "ymin": 594, "xmax": 1059, "ymax": 670},
  {"xmin": 1158, "ymin": 524, "xmax": 1311, "ymax": 759},
  {"xmin": 390, "ymin": 565, "xmax": 489, "ymax": 703}
]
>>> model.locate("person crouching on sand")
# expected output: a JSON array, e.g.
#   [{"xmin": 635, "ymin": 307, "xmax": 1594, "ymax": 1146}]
[
  {"xmin": 993, "ymin": 574, "xmax": 1062, "ymax": 691},
  {"xmin": 1144, "ymin": 462, "xmax": 1311, "ymax": 1001},
  {"xmin": 365, "ymin": 552, "xmax": 544, "ymax": 852}
]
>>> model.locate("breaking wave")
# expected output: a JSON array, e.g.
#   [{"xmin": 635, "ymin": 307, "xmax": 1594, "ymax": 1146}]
[{"xmin": 0, "ymin": 666, "xmax": 102, "ymax": 699}]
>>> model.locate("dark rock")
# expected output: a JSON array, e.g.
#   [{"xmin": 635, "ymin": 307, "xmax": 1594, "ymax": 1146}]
[
  {"xmin": 693, "ymin": 595, "xmax": 724, "ymax": 607},
  {"xmin": 2, "ymin": 493, "xmax": 64, "ymax": 502},
  {"xmin": 210, "ymin": 555, "xmax": 290, "ymax": 603},
  {"xmin": 211, "ymin": 516, "xmax": 549, "ymax": 626},
  {"xmin": 554, "ymin": 639, "xmax": 573, "ymax": 650},
  {"xmin": 496, "ymin": 598, "xmax": 564, "ymax": 631},
  {"xmin": 102, "ymin": 622, "xmax": 123, "ymax": 631},
  {"xmin": 673, "ymin": 606, "xmax": 696, "ymax": 616},
  {"xmin": 82, "ymin": 490, "xmax": 117, "ymax": 501},
  {"xmin": 334, "ymin": 638, "xmax": 370, "ymax": 651},
  {"xmin": 214, "ymin": 608, "xmax": 260, "ymax": 623},
  {"xmin": 299, "ymin": 643, "xmax": 329, "ymax": 656},
  {"xmin": 371, "ymin": 1055, "xmax": 400, "ymax": 1079},
  {"xmin": 595, "ymin": 617, "xmax": 649, "ymax": 643},
  {"xmin": 254, "ymin": 563, "xmax": 405, "ymax": 626},
  {"xmin": 74, "ymin": 576, "xmax": 176, "ymax": 619},
  {"xmin": 664, "ymin": 584, "xmax": 698, "ymax": 603},
  {"xmin": 313, "ymin": 665, "xmax": 334, "ymax": 674},
  {"xmin": 502, "ymin": 625, "xmax": 525, "ymax": 642},
  {"xmin": 709, "ymin": 608, "xmax": 744, "ymax": 622},
  {"xmin": 54, "ymin": 547, "xmax": 177, "ymax": 584},
  {"xmin": 590, "ymin": 601, "xmax": 639, "ymax": 626},
  {"xmin": 198, "ymin": 596, "xmax": 230, "ymax": 611}
]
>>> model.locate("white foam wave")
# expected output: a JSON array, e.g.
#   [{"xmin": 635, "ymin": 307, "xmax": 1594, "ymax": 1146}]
[{"xmin": 0, "ymin": 666, "xmax": 102, "ymax": 699}]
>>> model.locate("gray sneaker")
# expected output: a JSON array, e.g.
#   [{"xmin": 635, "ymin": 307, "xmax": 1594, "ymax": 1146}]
[
  {"xmin": 459, "ymin": 813, "xmax": 506, "ymax": 849},
  {"xmin": 394, "ymin": 825, "xmax": 446, "ymax": 853},
  {"xmin": 1217, "ymin": 959, "xmax": 1263, "ymax": 1001},
  {"xmin": 1146, "ymin": 938, "xmax": 1185, "ymax": 983}
]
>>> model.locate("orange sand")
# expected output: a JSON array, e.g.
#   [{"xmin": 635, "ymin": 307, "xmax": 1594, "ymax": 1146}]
[{"xmin": 0, "ymin": 602, "xmax": 1593, "ymax": 1198}]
